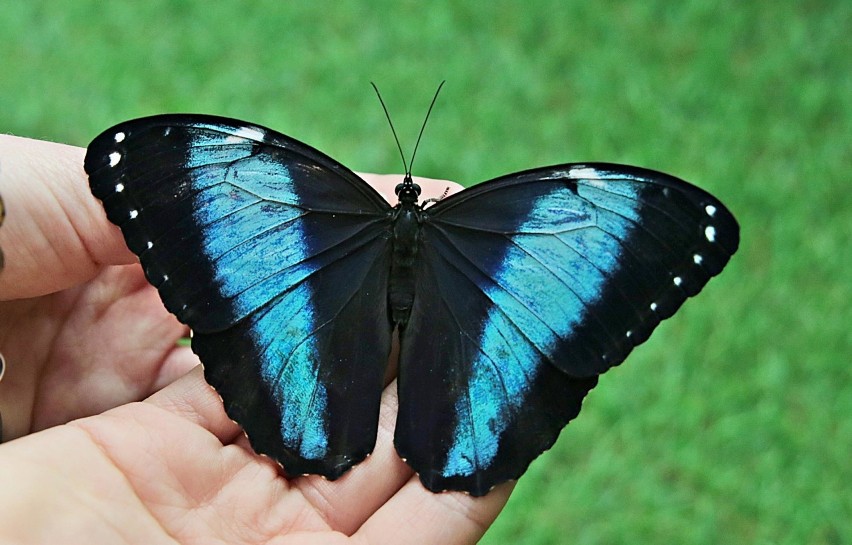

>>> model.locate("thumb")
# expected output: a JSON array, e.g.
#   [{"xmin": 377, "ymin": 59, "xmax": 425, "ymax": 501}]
[{"xmin": 0, "ymin": 135, "xmax": 134, "ymax": 300}]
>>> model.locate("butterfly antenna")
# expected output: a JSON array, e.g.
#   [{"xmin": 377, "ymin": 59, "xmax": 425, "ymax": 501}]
[
  {"xmin": 408, "ymin": 80, "xmax": 445, "ymax": 175},
  {"xmin": 371, "ymin": 82, "xmax": 409, "ymax": 175}
]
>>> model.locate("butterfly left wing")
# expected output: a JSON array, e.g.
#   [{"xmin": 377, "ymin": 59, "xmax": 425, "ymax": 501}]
[
  {"xmin": 85, "ymin": 115, "xmax": 395, "ymax": 478},
  {"xmin": 395, "ymin": 163, "xmax": 739, "ymax": 495}
]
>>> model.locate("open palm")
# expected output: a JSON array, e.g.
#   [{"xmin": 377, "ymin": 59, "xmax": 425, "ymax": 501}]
[{"xmin": 0, "ymin": 135, "xmax": 511, "ymax": 544}]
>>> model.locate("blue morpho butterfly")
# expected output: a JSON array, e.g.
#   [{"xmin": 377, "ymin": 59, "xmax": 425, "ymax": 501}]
[{"xmin": 84, "ymin": 87, "xmax": 739, "ymax": 496}]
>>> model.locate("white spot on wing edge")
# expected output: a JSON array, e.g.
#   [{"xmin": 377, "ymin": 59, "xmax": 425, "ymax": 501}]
[
  {"xmin": 705, "ymin": 204, "xmax": 717, "ymax": 217},
  {"xmin": 129, "ymin": 210, "xmax": 139, "ymax": 219},
  {"xmin": 115, "ymin": 183, "xmax": 125, "ymax": 193},
  {"xmin": 225, "ymin": 126, "xmax": 266, "ymax": 143},
  {"xmin": 108, "ymin": 152, "xmax": 121, "ymax": 167},
  {"xmin": 693, "ymin": 253, "xmax": 704, "ymax": 265},
  {"xmin": 673, "ymin": 276, "xmax": 683, "ymax": 286},
  {"xmin": 114, "ymin": 132, "xmax": 126, "ymax": 143},
  {"xmin": 705, "ymin": 225, "xmax": 717, "ymax": 242},
  {"xmin": 567, "ymin": 166, "xmax": 603, "ymax": 180},
  {"xmin": 146, "ymin": 241, "xmax": 153, "ymax": 249},
  {"xmin": 650, "ymin": 302, "xmax": 658, "ymax": 312}
]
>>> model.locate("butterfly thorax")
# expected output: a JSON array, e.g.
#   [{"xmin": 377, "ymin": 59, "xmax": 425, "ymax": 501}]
[{"xmin": 389, "ymin": 176, "xmax": 423, "ymax": 328}]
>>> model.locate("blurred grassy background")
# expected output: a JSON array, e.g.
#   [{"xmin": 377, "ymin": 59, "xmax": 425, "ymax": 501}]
[{"xmin": 2, "ymin": 1, "xmax": 849, "ymax": 543}]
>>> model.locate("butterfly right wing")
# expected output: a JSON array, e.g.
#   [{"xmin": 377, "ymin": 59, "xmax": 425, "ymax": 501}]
[
  {"xmin": 85, "ymin": 115, "xmax": 395, "ymax": 478},
  {"xmin": 395, "ymin": 164, "xmax": 738, "ymax": 495}
]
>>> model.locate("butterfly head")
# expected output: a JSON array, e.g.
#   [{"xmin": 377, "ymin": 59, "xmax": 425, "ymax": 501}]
[
  {"xmin": 395, "ymin": 174, "xmax": 422, "ymax": 206},
  {"xmin": 373, "ymin": 81, "xmax": 444, "ymax": 208}
]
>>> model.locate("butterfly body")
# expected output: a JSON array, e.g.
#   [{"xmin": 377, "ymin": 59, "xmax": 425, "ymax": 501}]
[
  {"xmin": 85, "ymin": 114, "xmax": 739, "ymax": 496},
  {"xmin": 389, "ymin": 178, "xmax": 423, "ymax": 327}
]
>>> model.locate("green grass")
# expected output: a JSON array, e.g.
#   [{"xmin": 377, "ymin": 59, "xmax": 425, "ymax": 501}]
[{"xmin": 2, "ymin": 1, "xmax": 849, "ymax": 543}]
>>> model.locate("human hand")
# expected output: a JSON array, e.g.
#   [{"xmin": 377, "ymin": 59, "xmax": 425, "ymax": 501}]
[{"xmin": 0, "ymin": 134, "xmax": 511, "ymax": 543}]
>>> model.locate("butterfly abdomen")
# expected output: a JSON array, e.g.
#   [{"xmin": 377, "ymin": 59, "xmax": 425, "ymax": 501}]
[{"xmin": 389, "ymin": 205, "xmax": 422, "ymax": 328}]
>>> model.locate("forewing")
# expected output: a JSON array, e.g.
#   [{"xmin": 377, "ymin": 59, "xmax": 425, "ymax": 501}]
[
  {"xmin": 85, "ymin": 115, "xmax": 394, "ymax": 478},
  {"xmin": 395, "ymin": 163, "xmax": 739, "ymax": 494}
]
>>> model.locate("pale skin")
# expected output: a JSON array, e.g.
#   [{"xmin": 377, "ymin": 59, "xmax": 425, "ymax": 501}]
[{"xmin": 0, "ymin": 135, "xmax": 513, "ymax": 544}]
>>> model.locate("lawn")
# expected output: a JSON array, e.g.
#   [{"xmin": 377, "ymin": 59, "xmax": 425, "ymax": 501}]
[{"xmin": 2, "ymin": 1, "xmax": 849, "ymax": 543}]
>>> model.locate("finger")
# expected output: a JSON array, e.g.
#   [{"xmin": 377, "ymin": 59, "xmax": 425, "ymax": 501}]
[
  {"xmin": 142, "ymin": 365, "xmax": 299, "ymax": 503},
  {"xmin": 145, "ymin": 365, "xmax": 243, "ymax": 445},
  {"xmin": 27, "ymin": 265, "xmax": 201, "ymax": 431},
  {"xmin": 360, "ymin": 173, "xmax": 463, "ymax": 205},
  {"xmin": 0, "ymin": 136, "xmax": 133, "ymax": 300},
  {"xmin": 150, "ymin": 343, "xmax": 198, "ymax": 391},
  {"xmin": 356, "ymin": 478, "xmax": 513, "ymax": 545},
  {"xmin": 288, "ymin": 379, "xmax": 413, "ymax": 534}
]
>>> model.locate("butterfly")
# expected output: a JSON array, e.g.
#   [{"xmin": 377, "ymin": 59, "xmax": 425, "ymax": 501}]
[{"xmin": 84, "ymin": 112, "xmax": 739, "ymax": 496}]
